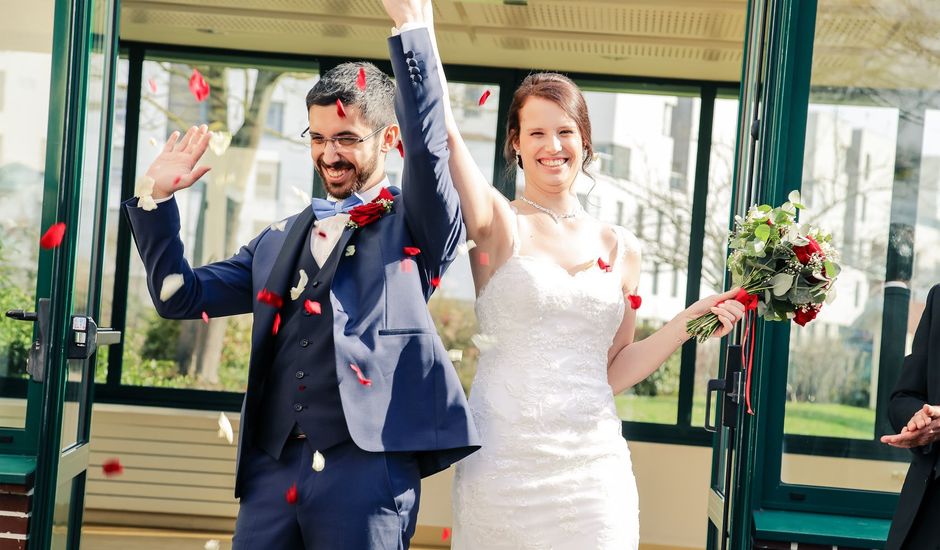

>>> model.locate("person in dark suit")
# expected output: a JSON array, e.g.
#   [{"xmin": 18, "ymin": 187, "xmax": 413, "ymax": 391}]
[
  {"xmin": 122, "ymin": 14, "xmax": 479, "ymax": 549},
  {"xmin": 882, "ymin": 283, "xmax": 940, "ymax": 550}
]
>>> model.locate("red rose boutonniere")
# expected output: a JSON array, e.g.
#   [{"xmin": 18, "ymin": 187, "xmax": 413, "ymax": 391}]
[{"xmin": 347, "ymin": 187, "xmax": 395, "ymax": 229}]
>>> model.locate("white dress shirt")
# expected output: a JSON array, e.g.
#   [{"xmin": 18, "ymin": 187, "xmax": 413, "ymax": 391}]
[{"xmin": 311, "ymin": 179, "xmax": 390, "ymax": 266}]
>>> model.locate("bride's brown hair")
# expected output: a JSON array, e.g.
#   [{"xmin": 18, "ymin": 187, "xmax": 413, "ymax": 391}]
[{"xmin": 503, "ymin": 72, "xmax": 595, "ymax": 178}]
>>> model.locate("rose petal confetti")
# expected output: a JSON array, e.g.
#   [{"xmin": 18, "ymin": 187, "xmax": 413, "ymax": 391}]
[
  {"xmin": 312, "ymin": 450, "xmax": 326, "ymax": 472},
  {"xmin": 217, "ymin": 412, "xmax": 234, "ymax": 444},
  {"xmin": 400, "ymin": 259, "xmax": 413, "ymax": 273},
  {"xmin": 447, "ymin": 349, "xmax": 463, "ymax": 362},
  {"xmin": 135, "ymin": 174, "xmax": 155, "ymax": 197},
  {"xmin": 431, "ymin": 276, "xmax": 441, "ymax": 288},
  {"xmin": 270, "ymin": 220, "xmax": 287, "ymax": 232},
  {"xmin": 148, "ymin": 137, "xmax": 158, "ymax": 147},
  {"xmin": 257, "ymin": 288, "xmax": 283, "ymax": 308},
  {"xmin": 345, "ymin": 245, "xmax": 356, "ymax": 257},
  {"xmin": 189, "ymin": 68, "xmax": 210, "ymax": 102},
  {"xmin": 356, "ymin": 67, "xmax": 367, "ymax": 91},
  {"xmin": 148, "ymin": 79, "xmax": 158, "ymax": 93},
  {"xmin": 627, "ymin": 294, "xmax": 642, "ymax": 310},
  {"xmin": 39, "ymin": 222, "xmax": 66, "ymax": 249},
  {"xmin": 139, "ymin": 195, "xmax": 158, "ymax": 211},
  {"xmin": 172, "ymin": 175, "xmax": 182, "ymax": 187},
  {"xmin": 102, "ymin": 458, "xmax": 123, "ymax": 477},
  {"xmin": 285, "ymin": 483, "xmax": 298, "ymax": 504},
  {"xmin": 478, "ymin": 252, "xmax": 490, "ymax": 266},
  {"xmin": 336, "ymin": 98, "xmax": 347, "ymax": 118},
  {"xmin": 304, "ymin": 300, "xmax": 321, "ymax": 315},
  {"xmin": 403, "ymin": 246, "xmax": 421, "ymax": 256},
  {"xmin": 290, "ymin": 269, "xmax": 308, "ymax": 301},
  {"xmin": 441, "ymin": 527, "xmax": 452, "ymax": 541},
  {"xmin": 349, "ymin": 363, "xmax": 372, "ymax": 386},
  {"xmin": 317, "ymin": 230, "xmax": 328, "ymax": 239},
  {"xmin": 201, "ymin": 311, "xmax": 210, "ymax": 324},
  {"xmin": 598, "ymin": 257, "xmax": 612, "ymax": 272},
  {"xmin": 291, "ymin": 185, "xmax": 312, "ymax": 206},
  {"xmin": 299, "ymin": 385, "xmax": 306, "ymax": 391},
  {"xmin": 272, "ymin": 312, "xmax": 281, "ymax": 335},
  {"xmin": 160, "ymin": 274, "xmax": 185, "ymax": 302},
  {"xmin": 204, "ymin": 541, "xmax": 220, "ymax": 550},
  {"xmin": 471, "ymin": 333, "xmax": 497, "ymax": 351},
  {"xmin": 478, "ymin": 90, "xmax": 491, "ymax": 106},
  {"xmin": 397, "ymin": 141, "xmax": 404, "ymax": 158},
  {"xmin": 457, "ymin": 240, "xmax": 477, "ymax": 255},
  {"xmin": 209, "ymin": 130, "xmax": 232, "ymax": 156}
]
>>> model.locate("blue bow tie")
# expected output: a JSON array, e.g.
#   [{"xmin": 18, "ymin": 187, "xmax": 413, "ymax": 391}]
[{"xmin": 311, "ymin": 195, "xmax": 364, "ymax": 219}]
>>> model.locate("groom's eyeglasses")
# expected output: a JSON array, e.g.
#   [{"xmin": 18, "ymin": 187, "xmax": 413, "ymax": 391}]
[{"xmin": 301, "ymin": 126, "xmax": 387, "ymax": 150}]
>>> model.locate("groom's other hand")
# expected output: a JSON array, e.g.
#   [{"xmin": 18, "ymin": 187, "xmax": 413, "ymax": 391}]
[
  {"xmin": 146, "ymin": 124, "xmax": 212, "ymax": 200},
  {"xmin": 382, "ymin": 0, "xmax": 427, "ymax": 28},
  {"xmin": 881, "ymin": 406, "xmax": 940, "ymax": 449}
]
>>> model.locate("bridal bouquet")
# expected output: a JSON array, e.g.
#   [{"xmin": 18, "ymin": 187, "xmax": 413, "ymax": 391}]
[{"xmin": 687, "ymin": 190, "xmax": 841, "ymax": 341}]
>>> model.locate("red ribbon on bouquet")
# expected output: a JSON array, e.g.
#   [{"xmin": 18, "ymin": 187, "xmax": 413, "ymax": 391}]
[{"xmin": 733, "ymin": 288, "xmax": 759, "ymax": 415}]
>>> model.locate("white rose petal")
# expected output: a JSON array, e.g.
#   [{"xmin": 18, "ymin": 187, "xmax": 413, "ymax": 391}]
[
  {"xmin": 457, "ymin": 239, "xmax": 477, "ymax": 255},
  {"xmin": 209, "ymin": 130, "xmax": 232, "ymax": 156},
  {"xmin": 448, "ymin": 349, "xmax": 463, "ymax": 362},
  {"xmin": 134, "ymin": 175, "xmax": 155, "ymax": 198},
  {"xmin": 312, "ymin": 450, "xmax": 325, "ymax": 472},
  {"xmin": 291, "ymin": 186, "xmax": 311, "ymax": 206},
  {"xmin": 204, "ymin": 540, "xmax": 220, "ymax": 550},
  {"xmin": 471, "ymin": 333, "xmax": 497, "ymax": 352},
  {"xmin": 138, "ymin": 195, "xmax": 158, "ymax": 212},
  {"xmin": 217, "ymin": 412, "xmax": 234, "ymax": 445},
  {"xmin": 290, "ymin": 269, "xmax": 308, "ymax": 301},
  {"xmin": 159, "ymin": 274, "xmax": 185, "ymax": 302},
  {"xmin": 345, "ymin": 245, "xmax": 356, "ymax": 257},
  {"xmin": 270, "ymin": 220, "xmax": 287, "ymax": 232},
  {"xmin": 149, "ymin": 137, "xmax": 158, "ymax": 148}
]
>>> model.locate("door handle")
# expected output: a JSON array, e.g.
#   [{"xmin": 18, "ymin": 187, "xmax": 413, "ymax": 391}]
[
  {"xmin": 703, "ymin": 344, "xmax": 743, "ymax": 433},
  {"xmin": 68, "ymin": 316, "xmax": 121, "ymax": 360},
  {"xmin": 5, "ymin": 298, "xmax": 50, "ymax": 382}
]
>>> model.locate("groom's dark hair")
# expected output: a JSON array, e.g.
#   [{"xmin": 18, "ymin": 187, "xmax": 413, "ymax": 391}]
[{"xmin": 306, "ymin": 62, "xmax": 397, "ymax": 130}]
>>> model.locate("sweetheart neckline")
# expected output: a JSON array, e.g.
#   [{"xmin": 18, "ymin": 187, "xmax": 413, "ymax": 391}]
[{"xmin": 475, "ymin": 254, "xmax": 620, "ymax": 303}]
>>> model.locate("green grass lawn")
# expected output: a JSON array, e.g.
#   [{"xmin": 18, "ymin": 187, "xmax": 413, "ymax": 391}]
[{"xmin": 615, "ymin": 395, "xmax": 876, "ymax": 440}]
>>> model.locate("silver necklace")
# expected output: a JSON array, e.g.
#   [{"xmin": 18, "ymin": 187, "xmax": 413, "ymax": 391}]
[{"xmin": 520, "ymin": 196, "xmax": 582, "ymax": 223}]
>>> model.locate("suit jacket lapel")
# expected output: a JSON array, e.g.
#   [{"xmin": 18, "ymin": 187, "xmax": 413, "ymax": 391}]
[{"xmin": 255, "ymin": 207, "xmax": 316, "ymax": 349}]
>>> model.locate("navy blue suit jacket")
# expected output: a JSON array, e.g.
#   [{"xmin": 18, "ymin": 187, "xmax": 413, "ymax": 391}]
[{"xmin": 124, "ymin": 29, "xmax": 480, "ymax": 497}]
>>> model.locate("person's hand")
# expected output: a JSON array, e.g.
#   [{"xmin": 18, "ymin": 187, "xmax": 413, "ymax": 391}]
[
  {"xmin": 145, "ymin": 125, "xmax": 212, "ymax": 200},
  {"xmin": 906, "ymin": 404, "xmax": 940, "ymax": 432},
  {"xmin": 881, "ymin": 412, "xmax": 940, "ymax": 449},
  {"xmin": 381, "ymin": 0, "xmax": 427, "ymax": 29},
  {"xmin": 680, "ymin": 287, "xmax": 747, "ymax": 339}
]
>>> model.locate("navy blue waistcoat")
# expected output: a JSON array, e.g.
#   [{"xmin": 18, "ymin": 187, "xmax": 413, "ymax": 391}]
[{"xmin": 254, "ymin": 231, "xmax": 350, "ymax": 459}]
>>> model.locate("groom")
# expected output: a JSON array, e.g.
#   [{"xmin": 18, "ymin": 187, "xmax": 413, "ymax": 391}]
[{"xmin": 122, "ymin": 18, "xmax": 479, "ymax": 550}]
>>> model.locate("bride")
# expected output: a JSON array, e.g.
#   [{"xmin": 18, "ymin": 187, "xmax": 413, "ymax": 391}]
[{"xmin": 381, "ymin": 1, "xmax": 746, "ymax": 547}]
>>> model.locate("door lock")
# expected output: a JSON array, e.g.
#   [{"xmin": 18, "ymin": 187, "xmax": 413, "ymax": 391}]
[{"xmin": 68, "ymin": 316, "xmax": 121, "ymax": 360}]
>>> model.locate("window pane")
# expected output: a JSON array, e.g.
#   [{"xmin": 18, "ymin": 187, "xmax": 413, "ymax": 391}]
[
  {"xmin": 781, "ymin": 0, "xmax": 940, "ymax": 490},
  {"xmin": 433, "ymin": 82, "xmax": 501, "ymax": 395},
  {"xmin": 121, "ymin": 58, "xmax": 317, "ymax": 390},
  {"xmin": 693, "ymin": 96, "xmax": 737, "ymax": 426},
  {"xmin": 548, "ymin": 90, "xmax": 702, "ymax": 424}
]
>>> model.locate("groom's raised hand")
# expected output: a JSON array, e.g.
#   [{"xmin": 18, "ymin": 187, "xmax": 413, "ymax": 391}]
[
  {"xmin": 381, "ymin": 0, "xmax": 430, "ymax": 28},
  {"xmin": 146, "ymin": 124, "xmax": 212, "ymax": 200}
]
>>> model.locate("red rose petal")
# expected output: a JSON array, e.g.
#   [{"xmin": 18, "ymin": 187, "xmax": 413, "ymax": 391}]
[
  {"xmin": 272, "ymin": 312, "xmax": 281, "ymax": 335},
  {"xmin": 298, "ymin": 385, "xmax": 306, "ymax": 391},
  {"xmin": 102, "ymin": 458, "xmax": 123, "ymax": 477},
  {"xmin": 350, "ymin": 363, "xmax": 372, "ymax": 386},
  {"xmin": 188, "ymin": 69, "xmax": 210, "ymax": 102},
  {"xmin": 478, "ymin": 252, "xmax": 490, "ymax": 266},
  {"xmin": 403, "ymin": 246, "xmax": 421, "ymax": 256},
  {"xmin": 397, "ymin": 141, "xmax": 404, "ymax": 158},
  {"xmin": 377, "ymin": 187, "xmax": 395, "ymax": 202},
  {"xmin": 318, "ymin": 230, "xmax": 328, "ymax": 239},
  {"xmin": 285, "ymin": 483, "xmax": 298, "ymax": 505},
  {"xmin": 478, "ymin": 90, "xmax": 491, "ymax": 106},
  {"xmin": 172, "ymin": 175, "xmax": 182, "ymax": 187},
  {"xmin": 627, "ymin": 294, "xmax": 642, "ymax": 310},
  {"xmin": 430, "ymin": 276, "xmax": 441, "ymax": 288},
  {"xmin": 336, "ymin": 98, "xmax": 347, "ymax": 118},
  {"xmin": 400, "ymin": 259, "xmax": 413, "ymax": 273},
  {"xmin": 257, "ymin": 288, "xmax": 284, "ymax": 308},
  {"xmin": 597, "ymin": 257, "xmax": 612, "ymax": 272},
  {"xmin": 304, "ymin": 300, "xmax": 321, "ymax": 315},
  {"xmin": 441, "ymin": 527, "xmax": 452, "ymax": 541},
  {"xmin": 148, "ymin": 78, "xmax": 158, "ymax": 93},
  {"xmin": 39, "ymin": 222, "xmax": 66, "ymax": 249},
  {"xmin": 201, "ymin": 311, "xmax": 210, "ymax": 324},
  {"xmin": 356, "ymin": 67, "xmax": 367, "ymax": 91}
]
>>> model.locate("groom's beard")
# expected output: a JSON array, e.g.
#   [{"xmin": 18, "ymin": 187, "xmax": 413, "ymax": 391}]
[{"xmin": 316, "ymin": 150, "xmax": 380, "ymax": 200}]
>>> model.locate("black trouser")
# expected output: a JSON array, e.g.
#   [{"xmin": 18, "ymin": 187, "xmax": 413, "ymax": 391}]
[{"xmin": 902, "ymin": 475, "xmax": 940, "ymax": 550}]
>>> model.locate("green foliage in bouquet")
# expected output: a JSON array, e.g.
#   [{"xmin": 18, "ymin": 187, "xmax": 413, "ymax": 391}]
[{"xmin": 687, "ymin": 190, "xmax": 841, "ymax": 342}]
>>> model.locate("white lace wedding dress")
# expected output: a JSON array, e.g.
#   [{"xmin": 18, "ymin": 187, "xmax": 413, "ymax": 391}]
[{"xmin": 452, "ymin": 215, "xmax": 641, "ymax": 550}]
